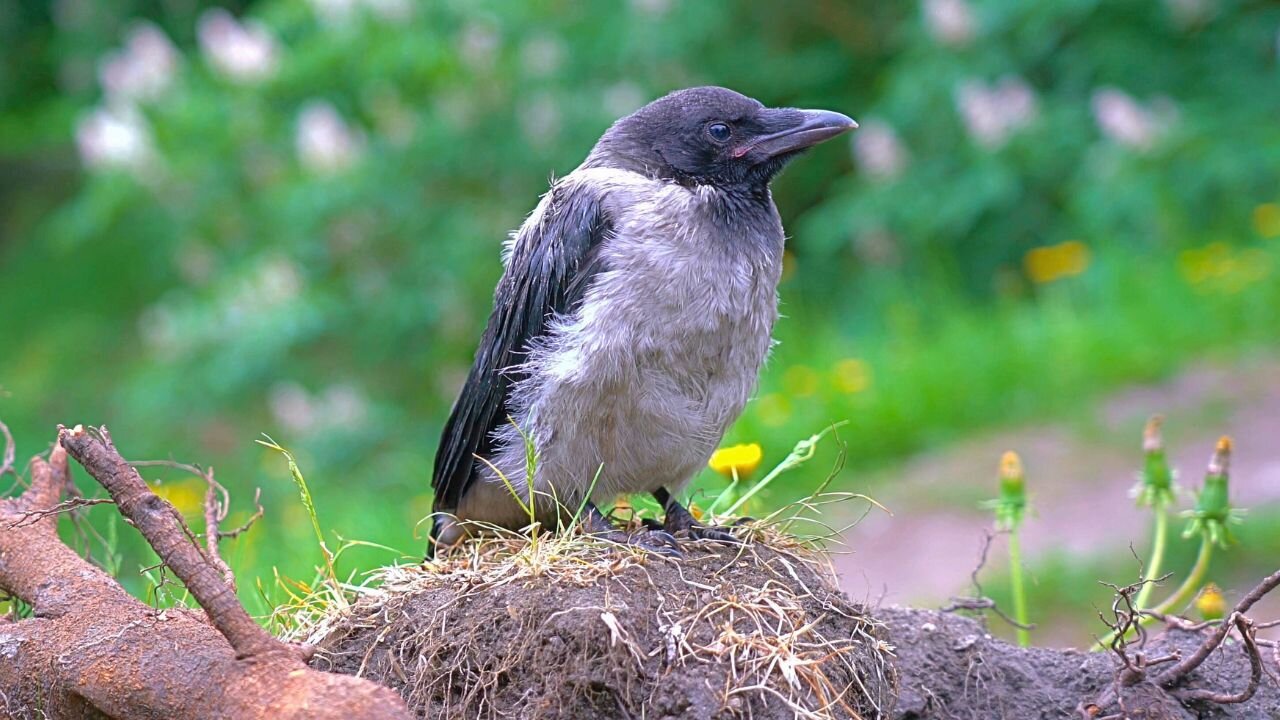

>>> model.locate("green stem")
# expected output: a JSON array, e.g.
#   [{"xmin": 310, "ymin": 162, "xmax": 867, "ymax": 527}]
[
  {"xmin": 1148, "ymin": 538, "xmax": 1213, "ymax": 619},
  {"xmin": 1133, "ymin": 504, "xmax": 1169, "ymax": 610},
  {"xmin": 706, "ymin": 468, "xmax": 740, "ymax": 516},
  {"xmin": 1008, "ymin": 529, "xmax": 1031, "ymax": 647}
]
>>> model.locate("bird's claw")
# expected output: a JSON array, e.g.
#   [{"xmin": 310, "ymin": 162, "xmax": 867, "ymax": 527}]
[
  {"xmin": 635, "ymin": 528, "xmax": 683, "ymax": 557},
  {"xmin": 588, "ymin": 528, "xmax": 682, "ymax": 558},
  {"xmin": 663, "ymin": 507, "xmax": 744, "ymax": 546},
  {"xmin": 685, "ymin": 524, "xmax": 741, "ymax": 544}
]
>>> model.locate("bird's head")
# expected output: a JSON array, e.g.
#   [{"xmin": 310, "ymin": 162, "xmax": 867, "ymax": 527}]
[{"xmin": 584, "ymin": 86, "xmax": 856, "ymax": 190}]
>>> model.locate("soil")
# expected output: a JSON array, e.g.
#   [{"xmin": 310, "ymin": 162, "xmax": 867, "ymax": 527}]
[
  {"xmin": 304, "ymin": 536, "xmax": 1280, "ymax": 719},
  {"xmin": 307, "ymin": 541, "xmax": 896, "ymax": 719},
  {"xmin": 886, "ymin": 605, "xmax": 1280, "ymax": 719}
]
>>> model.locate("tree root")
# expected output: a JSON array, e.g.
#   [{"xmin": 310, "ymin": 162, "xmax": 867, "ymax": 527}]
[{"xmin": 0, "ymin": 424, "xmax": 411, "ymax": 720}]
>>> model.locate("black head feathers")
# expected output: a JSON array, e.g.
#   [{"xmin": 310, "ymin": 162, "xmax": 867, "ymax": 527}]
[{"xmin": 584, "ymin": 86, "xmax": 855, "ymax": 189}]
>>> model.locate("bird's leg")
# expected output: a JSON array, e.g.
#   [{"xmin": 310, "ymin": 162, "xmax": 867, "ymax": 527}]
[
  {"xmin": 653, "ymin": 487, "xmax": 742, "ymax": 544},
  {"xmin": 580, "ymin": 501, "xmax": 681, "ymax": 557}
]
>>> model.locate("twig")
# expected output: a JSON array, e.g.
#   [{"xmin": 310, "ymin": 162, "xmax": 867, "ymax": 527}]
[
  {"xmin": 1173, "ymin": 615, "xmax": 1261, "ymax": 705},
  {"xmin": 0, "ymin": 420, "xmax": 14, "ymax": 479},
  {"xmin": 220, "ymin": 488, "xmax": 264, "ymax": 540},
  {"xmin": 59, "ymin": 424, "xmax": 283, "ymax": 659},
  {"xmin": 1155, "ymin": 566, "xmax": 1280, "ymax": 688},
  {"xmin": 942, "ymin": 530, "xmax": 1036, "ymax": 633},
  {"xmin": 203, "ymin": 472, "xmax": 236, "ymax": 590},
  {"xmin": 203, "ymin": 472, "xmax": 264, "ymax": 591},
  {"xmin": 3, "ymin": 496, "xmax": 114, "ymax": 529},
  {"xmin": 1083, "ymin": 566, "xmax": 1280, "ymax": 718},
  {"xmin": 1092, "ymin": 570, "xmax": 1175, "ymax": 651},
  {"xmin": 130, "ymin": 458, "xmax": 231, "ymax": 572},
  {"xmin": 941, "ymin": 597, "xmax": 1035, "ymax": 632}
]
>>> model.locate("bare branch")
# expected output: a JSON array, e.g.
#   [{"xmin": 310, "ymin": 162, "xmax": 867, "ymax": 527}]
[
  {"xmin": 942, "ymin": 530, "xmax": 1036, "ymax": 632},
  {"xmin": 3, "ymin": 496, "xmax": 114, "ymax": 529},
  {"xmin": 1173, "ymin": 615, "xmax": 1262, "ymax": 705},
  {"xmin": 1156, "ymin": 566, "xmax": 1280, "ymax": 688},
  {"xmin": 219, "ymin": 488, "xmax": 264, "ymax": 541},
  {"xmin": 201, "ymin": 472, "xmax": 263, "ymax": 591},
  {"xmin": 59, "ymin": 424, "xmax": 281, "ymax": 659}
]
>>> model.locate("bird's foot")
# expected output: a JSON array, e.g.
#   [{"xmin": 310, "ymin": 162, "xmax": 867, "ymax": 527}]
[
  {"xmin": 582, "ymin": 503, "xmax": 681, "ymax": 557},
  {"xmin": 661, "ymin": 499, "xmax": 743, "ymax": 545}
]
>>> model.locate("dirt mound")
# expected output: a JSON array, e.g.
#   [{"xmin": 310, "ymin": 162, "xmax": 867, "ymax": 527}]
[
  {"xmin": 884, "ymin": 605, "xmax": 1280, "ymax": 719},
  {"xmin": 298, "ymin": 537, "xmax": 897, "ymax": 719}
]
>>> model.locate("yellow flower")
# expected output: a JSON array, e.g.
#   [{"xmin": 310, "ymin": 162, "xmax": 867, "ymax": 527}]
[
  {"xmin": 1178, "ymin": 243, "xmax": 1271, "ymax": 293},
  {"xmin": 708, "ymin": 443, "xmax": 763, "ymax": 478},
  {"xmin": 1024, "ymin": 240, "xmax": 1091, "ymax": 284},
  {"xmin": 988, "ymin": 450, "xmax": 1027, "ymax": 530},
  {"xmin": 151, "ymin": 477, "xmax": 206, "ymax": 517},
  {"xmin": 999, "ymin": 451, "xmax": 1024, "ymax": 487},
  {"xmin": 1195, "ymin": 583, "xmax": 1226, "ymax": 621},
  {"xmin": 1253, "ymin": 203, "xmax": 1280, "ymax": 239},
  {"xmin": 782, "ymin": 365, "xmax": 819, "ymax": 397},
  {"xmin": 833, "ymin": 358, "xmax": 871, "ymax": 394}
]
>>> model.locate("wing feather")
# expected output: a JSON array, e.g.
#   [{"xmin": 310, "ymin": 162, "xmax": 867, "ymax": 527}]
[{"xmin": 431, "ymin": 182, "xmax": 612, "ymax": 511}]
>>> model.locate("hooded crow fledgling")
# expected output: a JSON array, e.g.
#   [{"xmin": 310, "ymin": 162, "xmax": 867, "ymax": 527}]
[{"xmin": 430, "ymin": 86, "xmax": 855, "ymax": 557}]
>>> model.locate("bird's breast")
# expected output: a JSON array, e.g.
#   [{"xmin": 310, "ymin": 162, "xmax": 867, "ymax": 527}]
[{"xmin": 506, "ymin": 171, "xmax": 786, "ymax": 497}]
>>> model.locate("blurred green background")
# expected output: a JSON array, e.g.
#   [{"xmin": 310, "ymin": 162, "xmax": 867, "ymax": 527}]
[{"xmin": 3, "ymin": 0, "xmax": 1280, "ymax": 644}]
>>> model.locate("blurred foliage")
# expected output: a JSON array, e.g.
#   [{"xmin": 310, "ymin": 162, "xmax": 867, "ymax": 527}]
[{"xmin": 2, "ymin": 0, "xmax": 1280, "ymax": 607}]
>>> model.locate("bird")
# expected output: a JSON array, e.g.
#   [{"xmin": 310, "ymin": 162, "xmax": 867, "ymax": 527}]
[{"xmin": 429, "ymin": 86, "xmax": 855, "ymax": 557}]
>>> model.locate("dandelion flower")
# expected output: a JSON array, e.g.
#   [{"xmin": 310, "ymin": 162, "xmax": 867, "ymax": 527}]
[
  {"xmin": 708, "ymin": 443, "xmax": 763, "ymax": 478},
  {"xmin": 1024, "ymin": 240, "xmax": 1090, "ymax": 284},
  {"xmin": 150, "ymin": 478, "xmax": 206, "ymax": 517},
  {"xmin": 1195, "ymin": 583, "xmax": 1226, "ymax": 621}
]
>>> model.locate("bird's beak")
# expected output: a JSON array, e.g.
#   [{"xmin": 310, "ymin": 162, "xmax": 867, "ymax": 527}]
[{"xmin": 743, "ymin": 109, "xmax": 858, "ymax": 159}]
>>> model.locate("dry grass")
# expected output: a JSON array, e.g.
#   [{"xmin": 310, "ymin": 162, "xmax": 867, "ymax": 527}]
[
  {"xmin": 270, "ymin": 427, "xmax": 895, "ymax": 718},
  {"xmin": 282, "ymin": 508, "xmax": 896, "ymax": 720}
]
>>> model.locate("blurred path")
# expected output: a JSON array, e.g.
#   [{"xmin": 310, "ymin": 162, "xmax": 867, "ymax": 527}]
[{"xmin": 833, "ymin": 357, "xmax": 1280, "ymax": 642}]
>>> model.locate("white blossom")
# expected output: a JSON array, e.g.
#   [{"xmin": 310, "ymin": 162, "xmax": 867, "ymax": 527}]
[
  {"xmin": 75, "ymin": 104, "xmax": 155, "ymax": 172},
  {"xmin": 98, "ymin": 22, "xmax": 179, "ymax": 105},
  {"xmin": 269, "ymin": 382, "xmax": 315, "ymax": 433},
  {"xmin": 852, "ymin": 119, "xmax": 908, "ymax": 182},
  {"xmin": 269, "ymin": 381, "xmax": 369, "ymax": 434},
  {"xmin": 955, "ymin": 75, "xmax": 1038, "ymax": 149},
  {"xmin": 1091, "ymin": 88, "xmax": 1175, "ymax": 151},
  {"xmin": 295, "ymin": 100, "xmax": 363, "ymax": 174},
  {"xmin": 321, "ymin": 384, "xmax": 368, "ymax": 426},
  {"xmin": 923, "ymin": 0, "xmax": 976, "ymax": 47},
  {"xmin": 197, "ymin": 8, "xmax": 280, "ymax": 83}
]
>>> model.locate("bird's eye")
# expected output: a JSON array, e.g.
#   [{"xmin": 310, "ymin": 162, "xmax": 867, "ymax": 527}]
[{"xmin": 706, "ymin": 122, "xmax": 732, "ymax": 143}]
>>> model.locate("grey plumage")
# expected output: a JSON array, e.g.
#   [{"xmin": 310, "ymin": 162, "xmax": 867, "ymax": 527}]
[{"xmin": 431, "ymin": 86, "xmax": 855, "ymax": 553}]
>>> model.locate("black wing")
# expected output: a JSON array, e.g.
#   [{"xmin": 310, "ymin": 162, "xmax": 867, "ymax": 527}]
[{"xmin": 431, "ymin": 182, "xmax": 613, "ymax": 511}]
